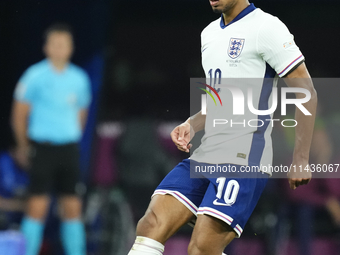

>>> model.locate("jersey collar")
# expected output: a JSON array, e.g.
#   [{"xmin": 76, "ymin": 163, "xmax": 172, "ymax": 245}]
[
  {"xmin": 220, "ymin": 3, "xmax": 256, "ymax": 29},
  {"xmin": 47, "ymin": 58, "xmax": 70, "ymax": 74}
]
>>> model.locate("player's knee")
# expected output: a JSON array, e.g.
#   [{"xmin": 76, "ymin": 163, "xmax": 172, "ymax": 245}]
[
  {"xmin": 59, "ymin": 196, "xmax": 82, "ymax": 220},
  {"xmin": 26, "ymin": 196, "xmax": 50, "ymax": 220},
  {"xmin": 136, "ymin": 208, "xmax": 162, "ymax": 236},
  {"xmin": 62, "ymin": 205, "xmax": 82, "ymax": 220}
]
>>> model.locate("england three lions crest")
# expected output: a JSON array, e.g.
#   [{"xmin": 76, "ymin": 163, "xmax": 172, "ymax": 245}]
[{"xmin": 227, "ymin": 38, "xmax": 245, "ymax": 59}]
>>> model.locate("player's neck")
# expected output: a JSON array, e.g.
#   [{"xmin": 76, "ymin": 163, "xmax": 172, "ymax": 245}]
[
  {"xmin": 49, "ymin": 59, "xmax": 69, "ymax": 72},
  {"xmin": 222, "ymin": 1, "xmax": 250, "ymax": 25}
]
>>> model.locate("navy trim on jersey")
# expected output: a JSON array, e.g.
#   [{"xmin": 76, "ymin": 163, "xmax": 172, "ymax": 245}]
[
  {"xmin": 248, "ymin": 63, "xmax": 276, "ymax": 167},
  {"xmin": 220, "ymin": 3, "xmax": 256, "ymax": 29},
  {"xmin": 278, "ymin": 55, "xmax": 304, "ymax": 76},
  {"xmin": 283, "ymin": 59, "xmax": 305, "ymax": 77}
]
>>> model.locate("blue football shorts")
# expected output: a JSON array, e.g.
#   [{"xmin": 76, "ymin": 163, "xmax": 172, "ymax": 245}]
[{"xmin": 152, "ymin": 159, "xmax": 268, "ymax": 237}]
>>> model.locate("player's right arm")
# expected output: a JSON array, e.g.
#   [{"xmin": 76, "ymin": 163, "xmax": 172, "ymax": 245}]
[
  {"xmin": 11, "ymin": 67, "xmax": 37, "ymax": 168},
  {"xmin": 11, "ymin": 100, "xmax": 30, "ymax": 169},
  {"xmin": 170, "ymin": 110, "xmax": 206, "ymax": 153}
]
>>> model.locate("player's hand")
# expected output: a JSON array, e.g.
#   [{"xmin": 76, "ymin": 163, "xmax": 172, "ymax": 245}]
[
  {"xmin": 287, "ymin": 159, "xmax": 311, "ymax": 190},
  {"xmin": 170, "ymin": 122, "xmax": 195, "ymax": 153},
  {"xmin": 14, "ymin": 145, "xmax": 30, "ymax": 170},
  {"xmin": 326, "ymin": 197, "xmax": 340, "ymax": 226}
]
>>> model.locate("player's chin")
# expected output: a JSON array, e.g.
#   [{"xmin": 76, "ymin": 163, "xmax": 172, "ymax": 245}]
[{"xmin": 212, "ymin": 6, "xmax": 223, "ymax": 14}]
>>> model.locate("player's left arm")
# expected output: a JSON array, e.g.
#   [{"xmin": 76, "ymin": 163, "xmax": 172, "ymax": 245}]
[
  {"xmin": 78, "ymin": 72, "xmax": 92, "ymax": 131},
  {"xmin": 79, "ymin": 108, "xmax": 88, "ymax": 131},
  {"xmin": 284, "ymin": 62, "xmax": 317, "ymax": 190}
]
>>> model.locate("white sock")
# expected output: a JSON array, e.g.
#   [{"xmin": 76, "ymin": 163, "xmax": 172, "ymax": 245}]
[{"xmin": 128, "ymin": 236, "xmax": 164, "ymax": 255}]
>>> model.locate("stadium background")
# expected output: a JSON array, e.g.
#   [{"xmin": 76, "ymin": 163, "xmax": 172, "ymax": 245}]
[{"xmin": 0, "ymin": 0, "xmax": 340, "ymax": 254}]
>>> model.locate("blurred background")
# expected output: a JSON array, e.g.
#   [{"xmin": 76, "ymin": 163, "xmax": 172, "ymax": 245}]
[{"xmin": 1, "ymin": 0, "xmax": 340, "ymax": 254}]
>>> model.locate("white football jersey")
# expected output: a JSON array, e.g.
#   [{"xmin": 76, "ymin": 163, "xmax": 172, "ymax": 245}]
[{"xmin": 190, "ymin": 4, "xmax": 304, "ymax": 173}]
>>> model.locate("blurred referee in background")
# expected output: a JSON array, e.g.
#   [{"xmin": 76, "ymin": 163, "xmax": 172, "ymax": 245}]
[{"xmin": 11, "ymin": 23, "xmax": 91, "ymax": 255}]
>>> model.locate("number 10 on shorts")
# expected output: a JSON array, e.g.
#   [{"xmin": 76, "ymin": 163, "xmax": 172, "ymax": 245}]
[{"xmin": 213, "ymin": 178, "xmax": 240, "ymax": 206}]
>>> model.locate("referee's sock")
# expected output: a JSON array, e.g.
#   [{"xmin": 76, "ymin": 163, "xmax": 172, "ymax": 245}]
[
  {"xmin": 21, "ymin": 216, "xmax": 44, "ymax": 255},
  {"xmin": 61, "ymin": 219, "xmax": 86, "ymax": 255},
  {"xmin": 128, "ymin": 236, "xmax": 164, "ymax": 255}
]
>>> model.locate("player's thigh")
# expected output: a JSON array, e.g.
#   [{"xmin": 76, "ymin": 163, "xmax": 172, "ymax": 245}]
[
  {"xmin": 188, "ymin": 214, "xmax": 237, "ymax": 255},
  {"xmin": 137, "ymin": 194, "xmax": 195, "ymax": 244},
  {"xmin": 28, "ymin": 143, "xmax": 54, "ymax": 195},
  {"xmin": 153, "ymin": 159, "xmax": 210, "ymax": 217},
  {"xmin": 55, "ymin": 144, "xmax": 82, "ymax": 196},
  {"xmin": 137, "ymin": 159, "xmax": 209, "ymax": 243}
]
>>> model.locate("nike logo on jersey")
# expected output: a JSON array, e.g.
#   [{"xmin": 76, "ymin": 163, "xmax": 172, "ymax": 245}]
[
  {"xmin": 213, "ymin": 199, "xmax": 233, "ymax": 207},
  {"xmin": 201, "ymin": 47, "xmax": 208, "ymax": 53}
]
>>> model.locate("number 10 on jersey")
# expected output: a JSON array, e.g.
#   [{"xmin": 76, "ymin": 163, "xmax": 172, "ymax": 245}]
[{"xmin": 201, "ymin": 68, "xmax": 222, "ymax": 115}]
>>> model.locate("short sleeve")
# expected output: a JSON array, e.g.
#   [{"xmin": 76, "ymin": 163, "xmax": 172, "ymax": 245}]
[
  {"xmin": 77, "ymin": 72, "xmax": 92, "ymax": 109},
  {"xmin": 257, "ymin": 17, "xmax": 304, "ymax": 77},
  {"xmin": 14, "ymin": 67, "xmax": 38, "ymax": 103}
]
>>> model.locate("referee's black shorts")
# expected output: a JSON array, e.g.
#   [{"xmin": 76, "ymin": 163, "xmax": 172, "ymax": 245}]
[{"xmin": 28, "ymin": 141, "xmax": 82, "ymax": 196}]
